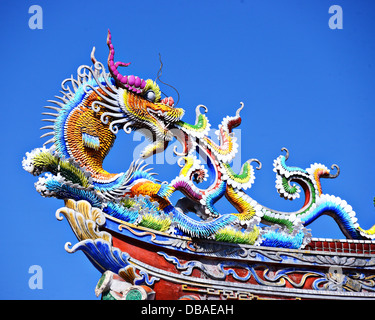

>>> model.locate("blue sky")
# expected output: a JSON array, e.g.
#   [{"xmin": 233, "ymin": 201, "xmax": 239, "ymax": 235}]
[{"xmin": 0, "ymin": 0, "xmax": 374, "ymax": 299}]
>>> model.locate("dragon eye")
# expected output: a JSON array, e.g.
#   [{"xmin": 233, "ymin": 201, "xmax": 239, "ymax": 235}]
[{"xmin": 145, "ymin": 90, "xmax": 156, "ymax": 102}]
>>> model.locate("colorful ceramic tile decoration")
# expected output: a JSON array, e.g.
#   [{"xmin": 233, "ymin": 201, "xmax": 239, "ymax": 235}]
[{"xmin": 23, "ymin": 31, "xmax": 375, "ymax": 300}]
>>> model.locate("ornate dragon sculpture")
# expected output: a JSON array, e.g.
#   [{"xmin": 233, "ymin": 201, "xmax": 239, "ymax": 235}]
[{"xmin": 23, "ymin": 30, "xmax": 375, "ymax": 249}]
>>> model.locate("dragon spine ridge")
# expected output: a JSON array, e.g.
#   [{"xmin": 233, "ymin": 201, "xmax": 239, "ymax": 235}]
[{"xmin": 23, "ymin": 30, "xmax": 375, "ymax": 249}]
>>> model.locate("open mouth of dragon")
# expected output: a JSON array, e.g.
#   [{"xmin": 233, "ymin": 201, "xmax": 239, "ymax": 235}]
[
  {"xmin": 135, "ymin": 105, "xmax": 184, "ymax": 158},
  {"xmin": 147, "ymin": 107, "xmax": 181, "ymax": 140},
  {"xmin": 117, "ymin": 87, "xmax": 184, "ymax": 158}
]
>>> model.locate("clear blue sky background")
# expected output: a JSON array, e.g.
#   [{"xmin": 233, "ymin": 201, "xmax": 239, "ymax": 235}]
[{"xmin": 0, "ymin": 0, "xmax": 374, "ymax": 299}]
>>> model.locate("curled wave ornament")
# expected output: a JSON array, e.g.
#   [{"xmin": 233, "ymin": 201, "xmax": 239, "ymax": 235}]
[
  {"xmin": 56, "ymin": 199, "xmax": 111, "ymax": 243},
  {"xmin": 65, "ymin": 238, "xmax": 131, "ymax": 273},
  {"xmin": 57, "ymin": 199, "xmax": 160, "ymax": 290}
]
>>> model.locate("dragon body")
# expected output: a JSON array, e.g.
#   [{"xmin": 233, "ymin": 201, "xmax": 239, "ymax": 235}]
[{"xmin": 23, "ymin": 31, "xmax": 375, "ymax": 248}]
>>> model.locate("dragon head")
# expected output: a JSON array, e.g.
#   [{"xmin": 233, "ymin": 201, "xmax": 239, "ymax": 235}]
[{"xmin": 106, "ymin": 30, "xmax": 184, "ymax": 158}]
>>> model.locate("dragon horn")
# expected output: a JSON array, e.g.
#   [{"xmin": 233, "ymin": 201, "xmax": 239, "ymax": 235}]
[{"xmin": 106, "ymin": 29, "xmax": 146, "ymax": 94}]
